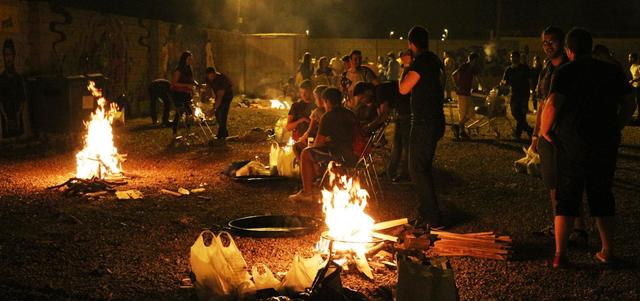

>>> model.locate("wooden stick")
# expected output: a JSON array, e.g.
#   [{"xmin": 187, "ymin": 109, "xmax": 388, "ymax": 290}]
[
  {"xmin": 434, "ymin": 243, "xmax": 512, "ymax": 255},
  {"xmin": 161, "ymin": 189, "xmax": 182, "ymax": 197},
  {"xmin": 372, "ymin": 218, "xmax": 409, "ymax": 231},
  {"xmin": 371, "ymin": 231, "xmax": 398, "ymax": 242}
]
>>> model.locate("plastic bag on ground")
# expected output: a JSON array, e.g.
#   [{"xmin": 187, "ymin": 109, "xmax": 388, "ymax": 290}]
[
  {"xmin": 216, "ymin": 232, "xmax": 252, "ymax": 288},
  {"xmin": 251, "ymin": 264, "xmax": 281, "ymax": 291},
  {"xmin": 280, "ymin": 254, "xmax": 325, "ymax": 294},
  {"xmin": 190, "ymin": 230, "xmax": 230, "ymax": 301}
]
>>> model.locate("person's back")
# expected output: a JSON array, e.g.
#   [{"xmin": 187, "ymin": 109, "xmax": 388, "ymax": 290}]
[
  {"xmin": 504, "ymin": 64, "xmax": 531, "ymax": 97},
  {"xmin": 454, "ymin": 62, "xmax": 475, "ymax": 96},
  {"xmin": 318, "ymin": 106, "xmax": 357, "ymax": 157},
  {"xmin": 410, "ymin": 51, "xmax": 444, "ymax": 123},
  {"xmin": 552, "ymin": 57, "xmax": 629, "ymax": 147}
]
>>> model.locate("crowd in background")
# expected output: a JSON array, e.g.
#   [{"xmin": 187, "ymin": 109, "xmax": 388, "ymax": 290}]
[{"xmin": 283, "ymin": 25, "xmax": 638, "ymax": 271}]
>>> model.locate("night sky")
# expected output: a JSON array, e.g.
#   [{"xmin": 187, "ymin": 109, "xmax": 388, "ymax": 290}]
[{"xmin": 52, "ymin": 0, "xmax": 640, "ymax": 38}]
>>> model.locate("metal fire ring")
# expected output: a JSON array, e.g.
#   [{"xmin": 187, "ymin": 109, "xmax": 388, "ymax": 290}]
[
  {"xmin": 320, "ymin": 231, "xmax": 384, "ymax": 245},
  {"xmin": 227, "ymin": 215, "xmax": 321, "ymax": 238}
]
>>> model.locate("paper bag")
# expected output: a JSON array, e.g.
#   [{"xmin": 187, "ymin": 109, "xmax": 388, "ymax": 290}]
[{"xmin": 397, "ymin": 255, "xmax": 457, "ymax": 301}]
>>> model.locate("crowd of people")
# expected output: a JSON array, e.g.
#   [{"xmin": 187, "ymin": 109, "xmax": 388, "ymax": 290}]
[{"xmin": 282, "ymin": 25, "xmax": 637, "ymax": 270}]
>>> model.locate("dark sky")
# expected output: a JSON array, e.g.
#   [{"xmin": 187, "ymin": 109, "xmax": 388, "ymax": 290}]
[{"xmin": 51, "ymin": 0, "xmax": 640, "ymax": 38}]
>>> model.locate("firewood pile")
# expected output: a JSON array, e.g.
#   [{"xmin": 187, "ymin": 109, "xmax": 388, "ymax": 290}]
[
  {"xmin": 368, "ymin": 218, "xmax": 513, "ymax": 261},
  {"xmin": 48, "ymin": 177, "xmax": 127, "ymax": 197},
  {"xmin": 431, "ymin": 230, "xmax": 513, "ymax": 261}
]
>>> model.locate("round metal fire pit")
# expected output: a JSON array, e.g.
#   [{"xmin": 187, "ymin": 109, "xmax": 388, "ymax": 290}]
[{"xmin": 227, "ymin": 215, "xmax": 321, "ymax": 237}]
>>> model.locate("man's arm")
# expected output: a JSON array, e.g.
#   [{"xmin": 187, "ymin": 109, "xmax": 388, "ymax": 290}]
[
  {"xmin": 399, "ymin": 71, "xmax": 420, "ymax": 95},
  {"xmin": 214, "ymin": 89, "xmax": 225, "ymax": 110},
  {"xmin": 314, "ymin": 133, "xmax": 328, "ymax": 148},
  {"xmin": 364, "ymin": 102, "xmax": 390, "ymax": 133},
  {"xmin": 539, "ymin": 92, "xmax": 562, "ymax": 142}
]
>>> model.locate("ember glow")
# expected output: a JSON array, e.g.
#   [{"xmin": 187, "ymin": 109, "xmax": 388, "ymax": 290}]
[
  {"xmin": 321, "ymin": 173, "xmax": 375, "ymax": 254},
  {"xmin": 75, "ymin": 81, "xmax": 123, "ymax": 179},
  {"xmin": 270, "ymin": 99, "xmax": 290, "ymax": 110}
]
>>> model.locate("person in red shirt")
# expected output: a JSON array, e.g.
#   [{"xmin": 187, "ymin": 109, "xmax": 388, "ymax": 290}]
[{"xmin": 452, "ymin": 53, "xmax": 482, "ymax": 139}]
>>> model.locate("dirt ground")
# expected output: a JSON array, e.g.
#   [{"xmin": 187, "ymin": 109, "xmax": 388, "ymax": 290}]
[{"xmin": 0, "ymin": 106, "xmax": 639, "ymax": 300}]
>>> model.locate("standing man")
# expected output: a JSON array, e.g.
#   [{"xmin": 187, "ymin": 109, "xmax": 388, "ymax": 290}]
[
  {"xmin": 203, "ymin": 67, "xmax": 234, "ymax": 140},
  {"xmin": 148, "ymin": 78, "xmax": 172, "ymax": 127},
  {"xmin": 502, "ymin": 51, "xmax": 533, "ymax": 140},
  {"xmin": 628, "ymin": 53, "xmax": 640, "ymax": 124},
  {"xmin": 442, "ymin": 51, "xmax": 457, "ymax": 102},
  {"xmin": 385, "ymin": 51, "xmax": 400, "ymax": 81},
  {"xmin": 345, "ymin": 50, "xmax": 379, "ymax": 109},
  {"xmin": 388, "ymin": 50, "xmax": 413, "ymax": 183},
  {"xmin": 540, "ymin": 28, "xmax": 635, "ymax": 268},
  {"xmin": 399, "ymin": 26, "xmax": 446, "ymax": 228},
  {"xmin": 451, "ymin": 53, "xmax": 481, "ymax": 139},
  {"xmin": 530, "ymin": 26, "xmax": 589, "ymax": 242},
  {"xmin": 0, "ymin": 39, "xmax": 30, "ymax": 139}
]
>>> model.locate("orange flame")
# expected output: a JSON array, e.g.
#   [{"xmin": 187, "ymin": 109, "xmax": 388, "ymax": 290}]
[
  {"xmin": 75, "ymin": 81, "xmax": 122, "ymax": 179},
  {"xmin": 321, "ymin": 173, "xmax": 375, "ymax": 254}
]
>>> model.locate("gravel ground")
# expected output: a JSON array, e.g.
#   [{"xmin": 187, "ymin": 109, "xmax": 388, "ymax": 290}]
[{"xmin": 0, "ymin": 106, "xmax": 639, "ymax": 300}]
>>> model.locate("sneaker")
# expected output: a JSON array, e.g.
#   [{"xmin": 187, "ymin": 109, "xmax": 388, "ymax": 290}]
[{"xmin": 288, "ymin": 190, "xmax": 314, "ymax": 202}]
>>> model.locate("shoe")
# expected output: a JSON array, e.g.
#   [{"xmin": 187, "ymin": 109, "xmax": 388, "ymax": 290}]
[
  {"xmin": 288, "ymin": 190, "xmax": 315, "ymax": 202},
  {"xmin": 568, "ymin": 229, "xmax": 588, "ymax": 247},
  {"xmin": 552, "ymin": 254, "xmax": 571, "ymax": 269}
]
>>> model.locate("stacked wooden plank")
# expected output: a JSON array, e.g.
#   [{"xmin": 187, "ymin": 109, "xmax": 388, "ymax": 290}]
[{"xmin": 431, "ymin": 230, "xmax": 512, "ymax": 261}]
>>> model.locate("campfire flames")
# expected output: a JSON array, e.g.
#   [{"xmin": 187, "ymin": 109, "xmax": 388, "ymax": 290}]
[
  {"xmin": 320, "ymin": 172, "xmax": 375, "ymax": 255},
  {"xmin": 283, "ymin": 137, "xmax": 295, "ymax": 152},
  {"xmin": 75, "ymin": 81, "xmax": 123, "ymax": 179},
  {"xmin": 193, "ymin": 105, "xmax": 205, "ymax": 119},
  {"xmin": 270, "ymin": 99, "xmax": 290, "ymax": 110}
]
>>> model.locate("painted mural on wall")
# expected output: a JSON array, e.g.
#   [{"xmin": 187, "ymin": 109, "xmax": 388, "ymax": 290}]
[{"xmin": 164, "ymin": 24, "xmax": 208, "ymax": 82}]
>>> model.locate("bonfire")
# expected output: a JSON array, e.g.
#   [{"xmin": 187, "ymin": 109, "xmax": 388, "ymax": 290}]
[{"xmin": 75, "ymin": 81, "xmax": 124, "ymax": 180}]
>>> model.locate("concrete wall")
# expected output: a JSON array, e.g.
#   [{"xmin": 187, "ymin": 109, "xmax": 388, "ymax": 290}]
[{"xmin": 2, "ymin": 0, "xmax": 640, "ymax": 118}]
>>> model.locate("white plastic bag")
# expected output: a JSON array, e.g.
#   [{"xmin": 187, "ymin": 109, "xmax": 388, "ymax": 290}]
[
  {"xmin": 274, "ymin": 117, "xmax": 291, "ymax": 144},
  {"xmin": 216, "ymin": 231, "xmax": 252, "ymax": 288},
  {"xmin": 280, "ymin": 254, "xmax": 325, "ymax": 294},
  {"xmin": 527, "ymin": 152, "xmax": 541, "ymax": 177},
  {"xmin": 190, "ymin": 231, "xmax": 230, "ymax": 301},
  {"xmin": 269, "ymin": 142, "xmax": 280, "ymax": 168},
  {"xmin": 252, "ymin": 264, "xmax": 281, "ymax": 291},
  {"xmin": 276, "ymin": 148, "xmax": 299, "ymax": 177}
]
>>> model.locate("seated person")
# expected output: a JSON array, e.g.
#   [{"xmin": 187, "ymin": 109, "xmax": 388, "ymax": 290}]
[
  {"xmin": 289, "ymin": 88, "xmax": 358, "ymax": 202},
  {"xmin": 294, "ymin": 85, "xmax": 328, "ymax": 160},
  {"xmin": 352, "ymin": 81, "xmax": 390, "ymax": 135},
  {"xmin": 286, "ymin": 79, "xmax": 316, "ymax": 141}
]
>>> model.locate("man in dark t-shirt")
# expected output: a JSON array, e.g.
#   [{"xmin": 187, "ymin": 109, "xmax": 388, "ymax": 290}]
[
  {"xmin": 539, "ymin": 28, "xmax": 635, "ymax": 268},
  {"xmin": 204, "ymin": 67, "xmax": 234, "ymax": 139},
  {"xmin": 289, "ymin": 88, "xmax": 357, "ymax": 202},
  {"xmin": 286, "ymin": 80, "xmax": 316, "ymax": 141},
  {"xmin": 502, "ymin": 51, "xmax": 533, "ymax": 139},
  {"xmin": 399, "ymin": 26, "xmax": 446, "ymax": 228}
]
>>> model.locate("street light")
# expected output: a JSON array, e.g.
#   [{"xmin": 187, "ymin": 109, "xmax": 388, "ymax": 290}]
[
  {"xmin": 389, "ymin": 31, "xmax": 395, "ymax": 38},
  {"xmin": 305, "ymin": 29, "xmax": 310, "ymax": 36}
]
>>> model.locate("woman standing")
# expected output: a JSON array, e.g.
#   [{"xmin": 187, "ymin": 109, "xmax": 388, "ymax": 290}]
[{"xmin": 170, "ymin": 51, "xmax": 197, "ymax": 137}]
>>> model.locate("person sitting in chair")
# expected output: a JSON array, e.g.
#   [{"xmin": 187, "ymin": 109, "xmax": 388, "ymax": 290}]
[
  {"xmin": 286, "ymin": 79, "xmax": 315, "ymax": 141},
  {"xmin": 352, "ymin": 81, "xmax": 390, "ymax": 135},
  {"xmin": 294, "ymin": 85, "xmax": 328, "ymax": 160},
  {"xmin": 289, "ymin": 88, "xmax": 358, "ymax": 202}
]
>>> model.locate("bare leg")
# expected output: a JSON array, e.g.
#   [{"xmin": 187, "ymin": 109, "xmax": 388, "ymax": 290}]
[
  {"xmin": 299, "ymin": 149, "xmax": 316, "ymax": 193},
  {"xmin": 595, "ymin": 216, "xmax": 615, "ymax": 258},
  {"xmin": 554, "ymin": 215, "xmax": 575, "ymax": 256}
]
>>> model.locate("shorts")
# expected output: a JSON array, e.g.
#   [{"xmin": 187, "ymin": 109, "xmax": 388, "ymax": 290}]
[
  {"xmin": 554, "ymin": 141, "xmax": 618, "ymax": 217},
  {"xmin": 537, "ymin": 137, "xmax": 556, "ymax": 190}
]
